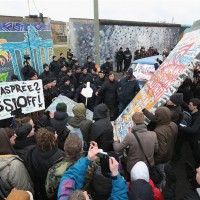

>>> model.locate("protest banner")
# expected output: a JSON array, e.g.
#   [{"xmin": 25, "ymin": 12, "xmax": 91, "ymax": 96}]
[
  {"xmin": 46, "ymin": 94, "xmax": 93, "ymax": 120},
  {"xmin": 114, "ymin": 28, "xmax": 200, "ymax": 141},
  {"xmin": 0, "ymin": 80, "xmax": 45, "ymax": 120}
]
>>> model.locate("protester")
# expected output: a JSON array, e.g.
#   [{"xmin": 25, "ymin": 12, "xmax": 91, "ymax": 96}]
[
  {"xmin": 0, "ymin": 128, "xmax": 34, "ymax": 196},
  {"xmin": 31, "ymin": 127, "xmax": 65, "ymax": 200},
  {"xmin": 90, "ymin": 104, "xmax": 114, "ymax": 151},
  {"xmin": 113, "ymin": 112, "xmax": 158, "ymax": 173},
  {"xmin": 57, "ymin": 141, "xmax": 128, "ymax": 200},
  {"xmin": 117, "ymin": 68, "xmax": 140, "ymax": 114},
  {"xmin": 97, "ymin": 72, "xmax": 118, "ymax": 120},
  {"xmin": 68, "ymin": 103, "xmax": 92, "ymax": 144}
]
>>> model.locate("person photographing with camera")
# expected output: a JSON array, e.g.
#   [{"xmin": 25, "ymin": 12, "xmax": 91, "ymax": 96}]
[{"xmin": 57, "ymin": 141, "xmax": 128, "ymax": 200}]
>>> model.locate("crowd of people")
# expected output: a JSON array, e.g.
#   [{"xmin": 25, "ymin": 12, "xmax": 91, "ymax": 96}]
[{"xmin": 0, "ymin": 48, "xmax": 200, "ymax": 200}]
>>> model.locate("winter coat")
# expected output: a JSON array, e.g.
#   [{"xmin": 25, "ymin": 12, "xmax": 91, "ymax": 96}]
[
  {"xmin": 72, "ymin": 71, "xmax": 81, "ymax": 89},
  {"xmin": 113, "ymin": 124, "xmax": 158, "ymax": 172},
  {"xmin": 57, "ymin": 71, "xmax": 67, "ymax": 84},
  {"xmin": 143, "ymin": 107, "xmax": 178, "ymax": 164},
  {"xmin": 0, "ymin": 128, "xmax": 34, "ymax": 194},
  {"xmin": 124, "ymin": 50, "xmax": 132, "ymax": 64},
  {"xmin": 57, "ymin": 156, "xmax": 128, "ymax": 200},
  {"xmin": 98, "ymin": 79, "xmax": 118, "ymax": 109},
  {"xmin": 31, "ymin": 146, "xmax": 65, "ymax": 199},
  {"xmin": 83, "ymin": 62, "xmax": 96, "ymax": 73},
  {"xmin": 49, "ymin": 60, "xmax": 60, "ymax": 77},
  {"xmin": 90, "ymin": 104, "xmax": 113, "ymax": 151},
  {"xmin": 191, "ymin": 83, "xmax": 200, "ymax": 99},
  {"xmin": 50, "ymin": 111, "xmax": 70, "ymax": 135},
  {"xmin": 79, "ymin": 73, "xmax": 94, "ymax": 85},
  {"xmin": 44, "ymin": 88, "xmax": 58, "ymax": 108},
  {"xmin": 116, "ymin": 50, "xmax": 124, "ymax": 61},
  {"xmin": 100, "ymin": 62, "xmax": 113, "ymax": 75},
  {"xmin": 68, "ymin": 103, "xmax": 92, "ymax": 142},
  {"xmin": 180, "ymin": 190, "xmax": 200, "ymax": 200},
  {"xmin": 179, "ymin": 110, "xmax": 200, "ymax": 135},
  {"xmin": 38, "ymin": 71, "xmax": 55, "ymax": 80},
  {"xmin": 95, "ymin": 76, "xmax": 106, "ymax": 89},
  {"xmin": 59, "ymin": 84, "xmax": 75, "ymax": 99},
  {"xmin": 117, "ymin": 77, "xmax": 140, "ymax": 106},
  {"xmin": 58, "ymin": 57, "xmax": 67, "ymax": 66}
]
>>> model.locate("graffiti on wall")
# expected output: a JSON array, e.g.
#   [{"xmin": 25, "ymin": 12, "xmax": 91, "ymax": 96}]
[
  {"xmin": 70, "ymin": 20, "xmax": 181, "ymax": 67},
  {"xmin": 0, "ymin": 22, "xmax": 53, "ymax": 81}
]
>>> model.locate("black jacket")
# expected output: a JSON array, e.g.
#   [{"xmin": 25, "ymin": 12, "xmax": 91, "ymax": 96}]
[
  {"xmin": 49, "ymin": 60, "xmax": 60, "ymax": 77},
  {"xmin": 83, "ymin": 62, "xmax": 95, "ymax": 73},
  {"xmin": 50, "ymin": 111, "xmax": 70, "ymax": 135},
  {"xmin": 31, "ymin": 147, "xmax": 65, "ymax": 199},
  {"xmin": 79, "ymin": 73, "xmax": 94, "ymax": 85},
  {"xmin": 98, "ymin": 79, "xmax": 118, "ymax": 109},
  {"xmin": 124, "ymin": 50, "xmax": 132, "ymax": 64},
  {"xmin": 116, "ymin": 50, "xmax": 124, "ymax": 61},
  {"xmin": 38, "ymin": 71, "xmax": 55, "ymax": 80},
  {"xmin": 95, "ymin": 76, "xmax": 106, "ymax": 89},
  {"xmin": 129, "ymin": 179, "xmax": 154, "ymax": 200},
  {"xmin": 59, "ymin": 84, "xmax": 75, "ymax": 99},
  {"xmin": 179, "ymin": 110, "xmax": 200, "ymax": 135},
  {"xmin": 100, "ymin": 62, "xmax": 113, "ymax": 75},
  {"xmin": 117, "ymin": 77, "xmax": 140, "ymax": 106},
  {"xmin": 90, "ymin": 104, "xmax": 113, "ymax": 151},
  {"xmin": 57, "ymin": 71, "xmax": 67, "ymax": 84},
  {"xmin": 44, "ymin": 88, "xmax": 58, "ymax": 109}
]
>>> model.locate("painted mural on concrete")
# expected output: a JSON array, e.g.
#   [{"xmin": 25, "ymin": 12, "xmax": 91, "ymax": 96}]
[
  {"xmin": 0, "ymin": 22, "xmax": 53, "ymax": 81},
  {"xmin": 70, "ymin": 20, "xmax": 181, "ymax": 67}
]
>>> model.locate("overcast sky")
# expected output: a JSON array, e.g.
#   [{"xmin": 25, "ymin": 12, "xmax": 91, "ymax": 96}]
[{"xmin": 0, "ymin": 0, "xmax": 199, "ymax": 25}]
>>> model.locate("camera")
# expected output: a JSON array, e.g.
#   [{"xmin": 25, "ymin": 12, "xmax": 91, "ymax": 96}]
[
  {"xmin": 24, "ymin": 55, "xmax": 30, "ymax": 60},
  {"xmin": 97, "ymin": 149, "xmax": 110, "ymax": 159}
]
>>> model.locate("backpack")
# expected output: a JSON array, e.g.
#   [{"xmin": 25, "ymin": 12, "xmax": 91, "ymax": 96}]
[
  {"xmin": 45, "ymin": 157, "xmax": 74, "ymax": 199},
  {"xmin": 179, "ymin": 111, "xmax": 192, "ymax": 127}
]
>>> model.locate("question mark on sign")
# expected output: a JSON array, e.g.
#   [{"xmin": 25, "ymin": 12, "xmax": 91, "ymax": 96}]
[
  {"xmin": 34, "ymin": 82, "xmax": 40, "ymax": 93},
  {"xmin": 33, "ymin": 82, "xmax": 42, "ymax": 106}
]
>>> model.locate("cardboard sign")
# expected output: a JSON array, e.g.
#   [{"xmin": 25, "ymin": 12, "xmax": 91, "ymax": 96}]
[
  {"xmin": 46, "ymin": 94, "xmax": 93, "ymax": 120},
  {"xmin": 115, "ymin": 28, "xmax": 200, "ymax": 141},
  {"xmin": 0, "ymin": 80, "xmax": 45, "ymax": 120}
]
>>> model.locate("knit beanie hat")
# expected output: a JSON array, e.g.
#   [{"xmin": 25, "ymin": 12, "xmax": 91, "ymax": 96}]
[
  {"xmin": 56, "ymin": 103, "xmax": 67, "ymax": 112},
  {"xmin": 126, "ymin": 68, "xmax": 133, "ymax": 75},
  {"xmin": 6, "ymin": 189, "xmax": 33, "ymax": 200},
  {"xmin": 15, "ymin": 123, "xmax": 32, "ymax": 140},
  {"xmin": 170, "ymin": 93, "xmax": 183, "ymax": 106},
  {"xmin": 132, "ymin": 112, "xmax": 144, "ymax": 124}
]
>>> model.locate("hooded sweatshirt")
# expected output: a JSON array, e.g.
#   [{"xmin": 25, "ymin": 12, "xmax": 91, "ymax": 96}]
[
  {"xmin": 68, "ymin": 103, "xmax": 92, "ymax": 142},
  {"xmin": 0, "ymin": 128, "xmax": 34, "ymax": 194},
  {"xmin": 130, "ymin": 161, "xmax": 154, "ymax": 200},
  {"xmin": 90, "ymin": 104, "xmax": 113, "ymax": 151}
]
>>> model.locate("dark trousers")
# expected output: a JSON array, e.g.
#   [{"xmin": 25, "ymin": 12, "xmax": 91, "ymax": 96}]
[
  {"xmin": 124, "ymin": 61, "xmax": 131, "ymax": 72},
  {"xmin": 117, "ymin": 60, "xmax": 123, "ymax": 72}
]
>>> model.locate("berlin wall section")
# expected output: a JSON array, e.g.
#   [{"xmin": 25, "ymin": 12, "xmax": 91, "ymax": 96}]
[
  {"xmin": 0, "ymin": 16, "xmax": 53, "ymax": 81},
  {"xmin": 69, "ymin": 18, "xmax": 184, "ymax": 67}
]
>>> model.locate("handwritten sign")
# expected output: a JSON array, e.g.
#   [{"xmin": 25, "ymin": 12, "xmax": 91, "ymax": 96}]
[
  {"xmin": 46, "ymin": 94, "xmax": 93, "ymax": 120},
  {"xmin": 115, "ymin": 28, "xmax": 200, "ymax": 141},
  {"xmin": 0, "ymin": 80, "xmax": 45, "ymax": 120}
]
